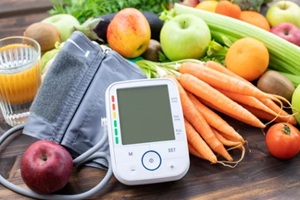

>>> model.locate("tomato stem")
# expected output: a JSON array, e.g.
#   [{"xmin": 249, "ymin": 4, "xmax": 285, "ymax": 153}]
[{"xmin": 282, "ymin": 123, "xmax": 291, "ymax": 135}]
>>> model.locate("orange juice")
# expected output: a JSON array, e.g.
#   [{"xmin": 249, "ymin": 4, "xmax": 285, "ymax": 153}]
[
  {"xmin": 0, "ymin": 37, "xmax": 41, "ymax": 126},
  {"xmin": 0, "ymin": 59, "xmax": 41, "ymax": 104}
]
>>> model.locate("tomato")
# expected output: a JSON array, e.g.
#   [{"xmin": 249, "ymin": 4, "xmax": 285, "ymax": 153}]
[{"xmin": 265, "ymin": 122, "xmax": 300, "ymax": 159}]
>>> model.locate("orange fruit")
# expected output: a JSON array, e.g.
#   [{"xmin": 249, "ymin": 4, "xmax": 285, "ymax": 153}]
[
  {"xmin": 225, "ymin": 37, "xmax": 269, "ymax": 81},
  {"xmin": 195, "ymin": 0, "xmax": 219, "ymax": 12},
  {"xmin": 215, "ymin": 0, "xmax": 242, "ymax": 19},
  {"xmin": 240, "ymin": 11, "xmax": 271, "ymax": 31}
]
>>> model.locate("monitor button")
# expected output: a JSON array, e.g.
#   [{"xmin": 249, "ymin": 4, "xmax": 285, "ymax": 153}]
[{"xmin": 142, "ymin": 150, "xmax": 161, "ymax": 171}]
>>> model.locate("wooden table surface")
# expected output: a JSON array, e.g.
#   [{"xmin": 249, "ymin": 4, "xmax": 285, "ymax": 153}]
[{"xmin": 1, "ymin": 0, "xmax": 300, "ymax": 200}]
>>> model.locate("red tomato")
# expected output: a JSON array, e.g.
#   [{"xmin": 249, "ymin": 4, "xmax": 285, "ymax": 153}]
[{"xmin": 265, "ymin": 122, "xmax": 300, "ymax": 159}]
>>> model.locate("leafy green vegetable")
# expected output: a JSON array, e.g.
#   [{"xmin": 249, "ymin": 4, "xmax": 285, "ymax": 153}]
[
  {"xmin": 159, "ymin": 7, "xmax": 176, "ymax": 22},
  {"xmin": 49, "ymin": 0, "xmax": 179, "ymax": 23}
]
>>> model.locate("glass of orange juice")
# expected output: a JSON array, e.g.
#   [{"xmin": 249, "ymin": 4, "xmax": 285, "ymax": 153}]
[{"xmin": 0, "ymin": 36, "xmax": 41, "ymax": 126}]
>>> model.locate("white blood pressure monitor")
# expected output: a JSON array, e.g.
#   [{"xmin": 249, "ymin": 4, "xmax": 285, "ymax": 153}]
[{"xmin": 105, "ymin": 78, "xmax": 190, "ymax": 185}]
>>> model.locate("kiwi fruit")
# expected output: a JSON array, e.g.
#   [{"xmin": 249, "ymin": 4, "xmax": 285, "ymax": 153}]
[
  {"xmin": 24, "ymin": 22, "xmax": 61, "ymax": 52},
  {"xmin": 142, "ymin": 39, "xmax": 162, "ymax": 62},
  {"xmin": 257, "ymin": 70, "xmax": 295, "ymax": 102}
]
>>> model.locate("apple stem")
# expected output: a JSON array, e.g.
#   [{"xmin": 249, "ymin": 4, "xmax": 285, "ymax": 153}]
[
  {"xmin": 41, "ymin": 155, "xmax": 47, "ymax": 161},
  {"xmin": 182, "ymin": 20, "xmax": 188, "ymax": 29},
  {"xmin": 281, "ymin": 1, "xmax": 288, "ymax": 10}
]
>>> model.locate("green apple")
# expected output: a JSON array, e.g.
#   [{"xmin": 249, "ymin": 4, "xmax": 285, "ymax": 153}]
[
  {"xmin": 266, "ymin": 1, "xmax": 300, "ymax": 28},
  {"xmin": 160, "ymin": 14, "xmax": 211, "ymax": 61},
  {"xmin": 292, "ymin": 84, "xmax": 300, "ymax": 124},
  {"xmin": 42, "ymin": 14, "xmax": 80, "ymax": 42}
]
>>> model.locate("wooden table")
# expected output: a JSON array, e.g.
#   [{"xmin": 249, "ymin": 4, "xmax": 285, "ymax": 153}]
[{"xmin": 1, "ymin": 0, "xmax": 300, "ymax": 199}]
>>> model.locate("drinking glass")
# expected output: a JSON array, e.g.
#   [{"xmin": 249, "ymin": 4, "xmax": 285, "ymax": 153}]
[{"xmin": 0, "ymin": 36, "xmax": 41, "ymax": 126}]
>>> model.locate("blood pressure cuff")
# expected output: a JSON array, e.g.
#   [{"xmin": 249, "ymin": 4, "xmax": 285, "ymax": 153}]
[{"xmin": 22, "ymin": 31, "xmax": 147, "ymax": 169}]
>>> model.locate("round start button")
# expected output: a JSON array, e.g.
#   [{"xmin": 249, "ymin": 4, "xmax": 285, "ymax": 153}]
[{"xmin": 141, "ymin": 150, "xmax": 162, "ymax": 171}]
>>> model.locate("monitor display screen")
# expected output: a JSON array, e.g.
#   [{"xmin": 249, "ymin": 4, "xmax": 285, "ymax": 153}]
[{"xmin": 117, "ymin": 85, "xmax": 175, "ymax": 145}]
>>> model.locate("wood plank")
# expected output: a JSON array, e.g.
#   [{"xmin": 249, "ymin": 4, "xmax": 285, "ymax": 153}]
[
  {"xmin": 0, "ymin": 0, "xmax": 52, "ymax": 18},
  {"xmin": 0, "ymin": 12, "xmax": 50, "ymax": 38}
]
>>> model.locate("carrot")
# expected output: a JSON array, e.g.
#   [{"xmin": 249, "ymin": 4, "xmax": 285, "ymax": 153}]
[
  {"xmin": 219, "ymin": 131, "xmax": 245, "ymax": 143},
  {"xmin": 248, "ymin": 98, "xmax": 297, "ymax": 125},
  {"xmin": 184, "ymin": 119, "xmax": 217, "ymax": 163},
  {"xmin": 179, "ymin": 62, "xmax": 285, "ymax": 103},
  {"xmin": 211, "ymin": 128, "xmax": 245, "ymax": 169},
  {"xmin": 240, "ymin": 103, "xmax": 287, "ymax": 123},
  {"xmin": 179, "ymin": 73, "xmax": 265, "ymax": 128},
  {"xmin": 212, "ymin": 128, "xmax": 243, "ymax": 148},
  {"xmin": 205, "ymin": 60, "xmax": 244, "ymax": 80},
  {"xmin": 187, "ymin": 92, "xmax": 245, "ymax": 143},
  {"xmin": 217, "ymin": 88, "xmax": 280, "ymax": 117},
  {"xmin": 167, "ymin": 75, "xmax": 233, "ymax": 161},
  {"xmin": 198, "ymin": 96, "xmax": 265, "ymax": 128},
  {"xmin": 205, "ymin": 61, "xmax": 294, "ymax": 120},
  {"xmin": 188, "ymin": 143, "xmax": 205, "ymax": 159}
]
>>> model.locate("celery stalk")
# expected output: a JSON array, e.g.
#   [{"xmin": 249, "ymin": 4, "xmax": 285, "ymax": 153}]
[{"xmin": 173, "ymin": 4, "xmax": 300, "ymax": 76}]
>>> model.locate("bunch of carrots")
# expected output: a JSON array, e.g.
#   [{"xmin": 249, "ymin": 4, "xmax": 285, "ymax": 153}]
[{"xmin": 136, "ymin": 59, "xmax": 297, "ymax": 167}]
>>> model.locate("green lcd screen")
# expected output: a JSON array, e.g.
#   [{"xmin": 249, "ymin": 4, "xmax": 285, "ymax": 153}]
[{"xmin": 117, "ymin": 85, "xmax": 175, "ymax": 145}]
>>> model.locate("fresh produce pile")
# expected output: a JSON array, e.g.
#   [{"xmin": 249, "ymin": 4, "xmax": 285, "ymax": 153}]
[
  {"xmin": 19, "ymin": 0, "xmax": 300, "ymax": 192},
  {"xmin": 137, "ymin": 58, "xmax": 298, "ymax": 165}
]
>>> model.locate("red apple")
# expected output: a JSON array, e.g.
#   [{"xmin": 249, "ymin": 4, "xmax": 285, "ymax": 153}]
[
  {"xmin": 20, "ymin": 140, "xmax": 73, "ymax": 194},
  {"xmin": 180, "ymin": 0, "xmax": 200, "ymax": 7},
  {"xmin": 271, "ymin": 22, "xmax": 300, "ymax": 46},
  {"xmin": 107, "ymin": 8, "xmax": 151, "ymax": 58}
]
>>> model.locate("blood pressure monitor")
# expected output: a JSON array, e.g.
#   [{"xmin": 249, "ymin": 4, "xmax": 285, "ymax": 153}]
[{"xmin": 105, "ymin": 78, "xmax": 190, "ymax": 185}]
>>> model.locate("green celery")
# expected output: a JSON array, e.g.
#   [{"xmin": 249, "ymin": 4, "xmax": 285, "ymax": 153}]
[{"xmin": 200, "ymin": 40, "xmax": 229, "ymax": 65}]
